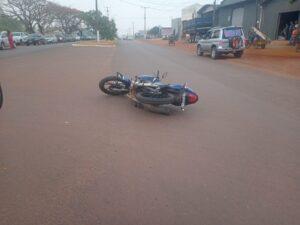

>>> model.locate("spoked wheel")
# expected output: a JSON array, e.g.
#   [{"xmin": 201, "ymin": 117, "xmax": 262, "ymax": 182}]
[
  {"xmin": 211, "ymin": 47, "xmax": 218, "ymax": 59},
  {"xmin": 135, "ymin": 92, "xmax": 174, "ymax": 105},
  {"xmin": 99, "ymin": 76, "xmax": 129, "ymax": 95}
]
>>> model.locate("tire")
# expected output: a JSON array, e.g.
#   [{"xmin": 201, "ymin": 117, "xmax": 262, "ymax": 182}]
[
  {"xmin": 135, "ymin": 92, "xmax": 174, "ymax": 105},
  {"xmin": 0, "ymin": 84, "xmax": 3, "ymax": 109},
  {"xmin": 211, "ymin": 46, "xmax": 218, "ymax": 59},
  {"xmin": 99, "ymin": 76, "xmax": 129, "ymax": 95},
  {"xmin": 234, "ymin": 51, "xmax": 243, "ymax": 58},
  {"xmin": 197, "ymin": 45, "xmax": 203, "ymax": 56},
  {"xmin": 0, "ymin": 42, "xmax": 4, "ymax": 50},
  {"xmin": 261, "ymin": 44, "xmax": 266, "ymax": 49}
]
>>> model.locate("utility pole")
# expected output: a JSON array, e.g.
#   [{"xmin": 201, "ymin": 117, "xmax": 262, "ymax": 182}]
[
  {"xmin": 132, "ymin": 22, "xmax": 135, "ymax": 39},
  {"xmin": 96, "ymin": 0, "xmax": 100, "ymax": 42},
  {"xmin": 106, "ymin": 7, "xmax": 109, "ymax": 19},
  {"xmin": 143, "ymin": 7, "xmax": 148, "ymax": 39},
  {"xmin": 212, "ymin": 0, "xmax": 216, "ymax": 26},
  {"xmin": 256, "ymin": 0, "xmax": 263, "ymax": 29}
]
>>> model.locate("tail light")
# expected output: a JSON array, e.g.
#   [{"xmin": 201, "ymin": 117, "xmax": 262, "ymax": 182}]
[{"xmin": 187, "ymin": 93, "xmax": 198, "ymax": 104}]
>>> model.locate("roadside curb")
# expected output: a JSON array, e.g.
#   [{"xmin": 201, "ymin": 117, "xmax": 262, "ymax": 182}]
[{"xmin": 72, "ymin": 44, "xmax": 116, "ymax": 48}]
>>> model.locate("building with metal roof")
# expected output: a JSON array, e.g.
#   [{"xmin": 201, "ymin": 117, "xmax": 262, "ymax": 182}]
[{"xmin": 216, "ymin": 0, "xmax": 300, "ymax": 39}]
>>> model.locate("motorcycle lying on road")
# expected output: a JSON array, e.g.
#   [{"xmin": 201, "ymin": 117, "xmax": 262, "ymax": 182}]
[{"xmin": 99, "ymin": 72, "xmax": 198, "ymax": 114}]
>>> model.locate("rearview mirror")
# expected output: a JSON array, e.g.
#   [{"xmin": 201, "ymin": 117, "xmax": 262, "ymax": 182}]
[
  {"xmin": 162, "ymin": 72, "xmax": 168, "ymax": 79},
  {"xmin": 116, "ymin": 72, "xmax": 124, "ymax": 80},
  {"xmin": 156, "ymin": 70, "xmax": 160, "ymax": 78}
]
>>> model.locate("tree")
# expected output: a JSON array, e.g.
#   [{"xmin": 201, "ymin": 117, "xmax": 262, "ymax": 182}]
[
  {"xmin": 289, "ymin": 0, "xmax": 297, "ymax": 3},
  {"xmin": 0, "ymin": 13, "xmax": 24, "ymax": 31},
  {"xmin": 82, "ymin": 10, "xmax": 117, "ymax": 40},
  {"xmin": 49, "ymin": 2, "xmax": 82, "ymax": 34},
  {"xmin": 33, "ymin": 1, "xmax": 55, "ymax": 34},
  {"xmin": 99, "ymin": 17, "xmax": 117, "ymax": 40},
  {"xmin": 148, "ymin": 26, "xmax": 160, "ymax": 37},
  {"xmin": 3, "ymin": 0, "xmax": 43, "ymax": 33},
  {"xmin": 81, "ymin": 10, "xmax": 102, "ymax": 31}
]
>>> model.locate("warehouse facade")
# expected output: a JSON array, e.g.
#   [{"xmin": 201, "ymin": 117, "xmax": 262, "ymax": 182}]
[
  {"xmin": 261, "ymin": 0, "xmax": 300, "ymax": 39},
  {"xmin": 216, "ymin": 0, "xmax": 300, "ymax": 39}
]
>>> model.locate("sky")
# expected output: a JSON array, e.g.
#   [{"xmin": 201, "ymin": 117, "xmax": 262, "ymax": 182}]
[{"xmin": 54, "ymin": 0, "xmax": 218, "ymax": 35}]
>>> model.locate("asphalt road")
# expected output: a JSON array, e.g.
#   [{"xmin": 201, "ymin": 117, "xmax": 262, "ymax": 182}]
[
  {"xmin": 0, "ymin": 41, "xmax": 299, "ymax": 225},
  {"xmin": 0, "ymin": 43, "xmax": 71, "ymax": 59}
]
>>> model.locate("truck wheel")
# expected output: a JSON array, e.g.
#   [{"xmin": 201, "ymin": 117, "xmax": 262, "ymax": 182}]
[
  {"xmin": 197, "ymin": 45, "xmax": 203, "ymax": 56},
  {"xmin": 234, "ymin": 51, "xmax": 243, "ymax": 58},
  {"xmin": 211, "ymin": 46, "xmax": 218, "ymax": 59}
]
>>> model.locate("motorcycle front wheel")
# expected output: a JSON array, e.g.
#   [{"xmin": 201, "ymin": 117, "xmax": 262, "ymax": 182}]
[
  {"xmin": 99, "ymin": 76, "xmax": 129, "ymax": 95},
  {"xmin": 135, "ymin": 92, "xmax": 174, "ymax": 105}
]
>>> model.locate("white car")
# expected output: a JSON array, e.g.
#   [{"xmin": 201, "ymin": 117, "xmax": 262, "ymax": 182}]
[
  {"xmin": 13, "ymin": 32, "xmax": 28, "ymax": 45},
  {"xmin": 0, "ymin": 31, "xmax": 10, "ymax": 50}
]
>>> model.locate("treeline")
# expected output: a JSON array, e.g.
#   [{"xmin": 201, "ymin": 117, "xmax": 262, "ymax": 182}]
[{"xmin": 0, "ymin": 0, "xmax": 117, "ymax": 39}]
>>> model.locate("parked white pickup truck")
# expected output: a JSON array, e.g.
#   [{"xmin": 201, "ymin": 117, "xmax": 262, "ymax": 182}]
[
  {"xmin": 13, "ymin": 32, "xmax": 29, "ymax": 45},
  {"xmin": 196, "ymin": 26, "xmax": 246, "ymax": 59}
]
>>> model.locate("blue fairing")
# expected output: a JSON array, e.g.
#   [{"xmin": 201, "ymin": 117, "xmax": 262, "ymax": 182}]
[
  {"xmin": 168, "ymin": 84, "xmax": 183, "ymax": 90},
  {"xmin": 121, "ymin": 75, "xmax": 131, "ymax": 88},
  {"xmin": 168, "ymin": 84, "xmax": 196, "ymax": 94}
]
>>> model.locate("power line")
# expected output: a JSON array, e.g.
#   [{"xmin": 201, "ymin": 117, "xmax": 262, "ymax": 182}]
[
  {"xmin": 138, "ymin": 0, "xmax": 197, "ymax": 7},
  {"xmin": 119, "ymin": 0, "xmax": 175, "ymax": 11}
]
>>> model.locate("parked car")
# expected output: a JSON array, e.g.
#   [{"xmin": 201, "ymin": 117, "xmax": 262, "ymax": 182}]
[
  {"xmin": 25, "ymin": 33, "xmax": 46, "ymax": 46},
  {"xmin": 196, "ymin": 26, "xmax": 246, "ymax": 59},
  {"xmin": 81, "ymin": 34, "xmax": 94, "ymax": 40},
  {"xmin": 65, "ymin": 35, "xmax": 76, "ymax": 42},
  {"xmin": 45, "ymin": 35, "xmax": 58, "ymax": 44},
  {"xmin": 13, "ymin": 32, "xmax": 28, "ymax": 45},
  {"xmin": 55, "ymin": 34, "xmax": 66, "ymax": 43},
  {"xmin": 0, "ymin": 31, "xmax": 10, "ymax": 50}
]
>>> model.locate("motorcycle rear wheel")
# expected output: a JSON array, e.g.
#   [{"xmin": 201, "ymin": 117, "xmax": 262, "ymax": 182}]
[
  {"xmin": 99, "ymin": 76, "xmax": 129, "ymax": 95},
  {"xmin": 135, "ymin": 92, "xmax": 174, "ymax": 105}
]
